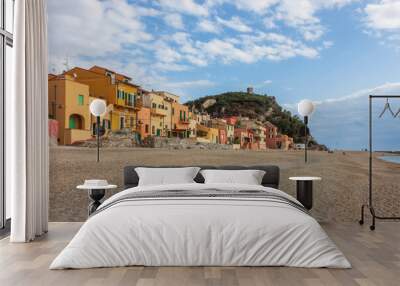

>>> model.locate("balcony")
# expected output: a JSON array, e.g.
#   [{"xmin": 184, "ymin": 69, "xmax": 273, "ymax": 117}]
[
  {"xmin": 179, "ymin": 118, "xmax": 190, "ymax": 124},
  {"xmin": 151, "ymin": 108, "xmax": 166, "ymax": 117},
  {"xmin": 123, "ymin": 99, "xmax": 142, "ymax": 110},
  {"xmin": 64, "ymin": 129, "xmax": 91, "ymax": 145}
]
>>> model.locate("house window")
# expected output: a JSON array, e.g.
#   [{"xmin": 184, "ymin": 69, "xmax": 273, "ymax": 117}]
[
  {"xmin": 78, "ymin": 95, "xmax": 84, "ymax": 105},
  {"xmin": 145, "ymin": 124, "xmax": 149, "ymax": 133},
  {"xmin": 152, "ymin": 103, "xmax": 157, "ymax": 108},
  {"xmin": 103, "ymin": 119, "xmax": 110, "ymax": 129},
  {"xmin": 180, "ymin": 110, "xmax": 183, "ymax": 120},
  {"xmin": 152, "ymin": 126, "xmax": 155, "ymax": 135},
  {"xmin": 119, "ymin": 116, "xmax": 125, "ymax": 129}
]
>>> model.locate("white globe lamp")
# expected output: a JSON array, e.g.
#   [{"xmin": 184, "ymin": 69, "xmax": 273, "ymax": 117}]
[
  {"xmin": 90, "ymin": 99, "xmax": 107, "ymax": 117},
  {"xmin": 297, "ymin": 100, "xmax": 316, "ymax": 163},
  {"xmin": 89, "ymin": 99, "xmax": 107, "ymax": 162},
  {"xmin": 298, "ymin": 99, "xmax": 315, "ymax": 117}
]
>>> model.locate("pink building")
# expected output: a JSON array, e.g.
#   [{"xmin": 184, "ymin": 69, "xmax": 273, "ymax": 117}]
[
  {"xmin": 234, "ymin": 128, "xmax": 254, "ymax": 149},
  {"xmin": 224, "ymin": 116, "xmax": 238, "ymax": 126},
  {"xmin": 265, "ymin": 121, "xmax": 278, "ymax": 149},
  {"xmin": 218, "ymin": 129, "xmax": 227, "ymax": 144}
]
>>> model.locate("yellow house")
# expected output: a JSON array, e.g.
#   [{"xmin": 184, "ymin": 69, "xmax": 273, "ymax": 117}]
[
  {"xmin": 142, "ymin": 91, "xmax": 170, "ymax": 136},
  {"xmin": 48, "ymin": 74, "xmax": 92, "ymax": 145},
  {"xmin": 64, "ymin": 66, "xmax": 141, "ymax": 134},
  {"xmin": 188, "ymin": 111, "xmax": 197, "ymax": 138},
  {"xmin": 158, "ymin": 91, "xmax": 190, "ymax": 138},
  {"xmin": 196, "ymin": 124, "xmax": 219, "ymax": 143}
]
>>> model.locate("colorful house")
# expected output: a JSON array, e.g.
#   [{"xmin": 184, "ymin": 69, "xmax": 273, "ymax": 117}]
[
  {"xmin": 188, "ymin": 111, "xmax": 197, "ymax": 138},
  {"xmin": 224, "ymin": 116, "xmax": 238, "ymax": 126},
  {"xmin": 234, "ymin": 128, "xmax": 254, "ymax": 149},
  {"xmin": 275, "ymin": 135, "xmax": 294, "ymax": 150},
  {"xmin": 137, "ymin": 107, "xmax": 151, "ymax": 140},
  {"xmin": 265, "ymin": 121, "xmax": 278, "ymax": 149},
  {"xmin": 142, "ymin": 91, "xmax": 170, "ymax": 137},
  {"xmin": 226, "ymin": 124, "xmax": 235, "ymax": 144},
  {"xmin": 206, "ymin": 118, "xmax": 228, "ymax": 144},
  {"xmin": 153, "ymin": 91, "xmax": 191, "ymax": 138},
  {"xmin": 196, "ymin": 124, "xmax": 219, "ymax": 143},
  {"xmin": 238, "ymin": 119, "xmax": 266, "ymax": 150},
  {"xmin": 64, "ymin": 66, "xmax": 141, "ymax": 134},
  {"xmin": 48, "ymin": 74, "xmax": 92, "ymax": 145}
]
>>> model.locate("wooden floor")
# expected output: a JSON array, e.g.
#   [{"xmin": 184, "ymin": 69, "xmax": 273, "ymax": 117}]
[{"xmin": 0, "ymin": 222, "xmax": 399, "ymax": 286}]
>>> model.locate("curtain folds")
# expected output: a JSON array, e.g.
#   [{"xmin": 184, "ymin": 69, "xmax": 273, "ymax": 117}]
[{"xmin": 8, "ymin": 0, "xmax": 49, "ymax": 242}]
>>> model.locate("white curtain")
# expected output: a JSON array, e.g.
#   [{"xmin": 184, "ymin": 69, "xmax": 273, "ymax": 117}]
[{"xmin": 7, "ymin": 0, "xmax": 49, "ymax": 242}]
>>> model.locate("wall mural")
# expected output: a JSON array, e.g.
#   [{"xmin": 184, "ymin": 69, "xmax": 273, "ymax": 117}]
[{"xmin": 47, "ymin": 0, "xmax": 400, "ymax": 224}]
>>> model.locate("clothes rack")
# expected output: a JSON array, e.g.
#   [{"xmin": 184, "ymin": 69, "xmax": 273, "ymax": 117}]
[{"xmin": 359, "ymin": 95, "xmax": 400, "ymax": 230}]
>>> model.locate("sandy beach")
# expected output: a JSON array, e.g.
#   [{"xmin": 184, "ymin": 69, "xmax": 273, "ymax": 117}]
[{"xmin": 49, "ymin": 147, "xmax": 400, "ymax": 222}]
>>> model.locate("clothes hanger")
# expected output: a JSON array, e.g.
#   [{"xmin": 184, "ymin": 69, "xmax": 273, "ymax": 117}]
[
  {"xmin": 378, "ymin": 98, "xmax": 395, "ymax": 118},
  {"xmin": 394, "ymin": 107, "xmax": 400, "ymax": 118}
]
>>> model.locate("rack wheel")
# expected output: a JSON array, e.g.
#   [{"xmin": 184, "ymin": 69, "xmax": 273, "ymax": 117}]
[
  {"xmin": 370, "ymin": 225, "xmax": 375, "ymax": 231},
  {"xmin": 359, "ymin": 220, "xmax": 364, "ymax": 225}
]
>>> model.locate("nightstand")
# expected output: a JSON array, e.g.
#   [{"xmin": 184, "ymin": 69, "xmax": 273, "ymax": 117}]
[
  {"xmin": 289, "ymin": 177, "xmax": 321, "ymax": 210},
  {"xmin": 77, "ymin": 180, "xmax": 117, "ymax": 216}
]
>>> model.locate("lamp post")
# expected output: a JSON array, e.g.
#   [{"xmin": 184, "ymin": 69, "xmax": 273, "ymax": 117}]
[
  {"xmin": 90, "ymin": 99, "xmax": 107, "ymax": 162},
  {"xmin": 298, "ymin": 100, "xmax": 315, "ymax": 163}
]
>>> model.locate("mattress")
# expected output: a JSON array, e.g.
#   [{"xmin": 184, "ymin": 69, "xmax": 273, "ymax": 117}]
[{"xmin": 50, "ymin": 183, "xmax": 350, "ymax": 269}]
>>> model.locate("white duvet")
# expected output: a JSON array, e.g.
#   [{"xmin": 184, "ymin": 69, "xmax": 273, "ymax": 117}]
[{"xmin": 50, "ymin": 183, "xmax": 351, "ymax": 269}]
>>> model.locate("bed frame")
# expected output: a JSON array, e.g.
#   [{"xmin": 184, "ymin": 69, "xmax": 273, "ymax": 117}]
[{"xmin": 124, "ymin": 165, "xmax": 280, "ymax": 189}]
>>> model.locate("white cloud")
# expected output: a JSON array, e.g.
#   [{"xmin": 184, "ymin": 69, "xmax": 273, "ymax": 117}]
[
  {"xmin": 48, "ymin": 0, "xmax": 152, "ymax": 71},
  {"xmin": 362, "ymin": 0, "xmax": 400, "ymax": 49},
  {"xmin": 207, "ymin": 0, "xmax": 356, "ymax": 41},
  {"xmin": 365, "ymin": 0, "xmax": 400, "ymax": 30},
  {"xmin": 284, "ymin": 82, "xmax": 400, "ymax": 150},
  {"xmin": 156, "ymin": 0, "xmax": 209, "ymax": 16},
  {"xmin": 197, "ymin": 19, "xmax": 221, "ymax": 33},
  {"xmin": 47, "ymin": 0, "xmax": 353, "ymax": 97},
  {"xmin": 164, "ymin": 13, "xmax": 185, "ymax": 29},
  {"xmin": 207, "ymin": 0, "xmax": 278, "ymax": 14},
  {"xmin": 216, "ymin": 16, "xmax": 252, "ymax": 32},
  {"xmin": 263, "ymin": 17, "xmax": 277, "ymax": 29},
  {"xmin": 164, "ymin": 79, "xmax": 215, "ymax": 89}
]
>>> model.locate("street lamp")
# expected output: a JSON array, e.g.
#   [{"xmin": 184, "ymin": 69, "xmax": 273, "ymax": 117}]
[
  {"xmin": 90, "ymin": 99, "xmax": 107, "ymax": 162},
  {"xmin": 298, "ymin": 99, "xmax": 315, "ymax": 163}
]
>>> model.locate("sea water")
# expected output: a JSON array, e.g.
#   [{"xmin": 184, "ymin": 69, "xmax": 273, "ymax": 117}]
[{"xmin": 379, "ymin": 156, "xmax": 400, "ymax": 164}]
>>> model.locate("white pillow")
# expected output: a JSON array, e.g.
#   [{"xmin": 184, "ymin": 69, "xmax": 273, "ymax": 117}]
[
  {"xmin": 200, "ymin": 169, "xmax": 266, "ymax": 185},
  {"xmin": 135, "ymin": 167, "xmax": 201, "ymax": 186}
]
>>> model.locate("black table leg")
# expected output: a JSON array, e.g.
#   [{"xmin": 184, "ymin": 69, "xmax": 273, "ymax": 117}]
[
  {"xmin": 296, "ymin": 181, "xmax": 313, "ymax": 210},
  {"xmin": 88, "ymin": 189, "xmax": 105, "ymax": 216}
]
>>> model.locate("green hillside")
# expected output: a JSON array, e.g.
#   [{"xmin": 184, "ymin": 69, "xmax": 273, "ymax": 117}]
[{"xmin": 186, "ymin": 91, "xmax": 319, "ymax": 145}]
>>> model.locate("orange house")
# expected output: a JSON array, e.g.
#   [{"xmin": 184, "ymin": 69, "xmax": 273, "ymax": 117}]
[
  {"xmin": 218, "ymin": 129, "xmax": 227, "ymax": 144},
  {"xmin": 137, "ymin": 107, "xmax": 151, "ymax": 140},
  {"xmin": 64, "ymin": 66, "xmax": 141, "ymax": 133},
  {"xmin": 265, "ymin": 121, "xmax": 278, "ymax": 149},
  {"xmin": 234, "ymin": 128, "xmax": 254, "ymax": 149},
  {"xmin": 171, "ymin": 102, "xmax": 190, "ymax": 138}
]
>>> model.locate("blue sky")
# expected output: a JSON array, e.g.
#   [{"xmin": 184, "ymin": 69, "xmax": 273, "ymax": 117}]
[{"xmin": 47, "ymin": 0, "xmax": 400, "ymax": 150}]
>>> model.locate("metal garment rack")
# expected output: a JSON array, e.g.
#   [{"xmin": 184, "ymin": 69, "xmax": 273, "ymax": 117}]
[{"xmin": 359, "ymin": 95, "xmax": 400, "ymax": 230}]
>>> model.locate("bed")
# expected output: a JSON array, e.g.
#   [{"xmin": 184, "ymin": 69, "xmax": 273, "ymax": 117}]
[{"xmin": 50, "ymin": 165, "xmax": 350, "ymax": 269}]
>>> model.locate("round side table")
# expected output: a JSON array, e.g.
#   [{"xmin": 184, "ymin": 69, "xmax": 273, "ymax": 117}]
[
  {"xmin": 289, "ymin": 177, "xmax": 321, "ymax": 210},
  {"xmin": 77, "ymin": 183, "xmax": 117, "ymax": 216}
]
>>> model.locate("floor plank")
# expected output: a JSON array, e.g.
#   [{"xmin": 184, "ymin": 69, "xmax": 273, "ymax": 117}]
[{"xmin": 0, "ymin": 222, "xmax": 399, "ymax": 286}]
